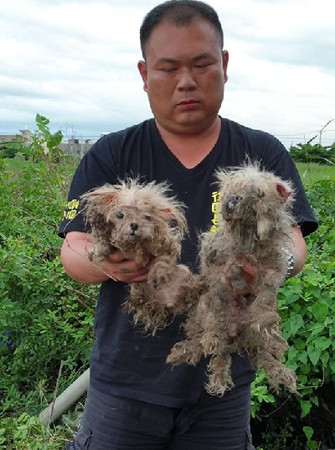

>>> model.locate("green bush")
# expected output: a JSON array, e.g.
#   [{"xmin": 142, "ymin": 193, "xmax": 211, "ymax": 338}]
[
  {"xmin": 289, "ymin": 142, "xmax": 335, "ymax": 165},
  {"xmin": 251, "ymin": 178, "xmax": 335, "ymax": 449},
  {"xmin": 0, "ymin": 118, "xmax": 97, "ymax": 448}
]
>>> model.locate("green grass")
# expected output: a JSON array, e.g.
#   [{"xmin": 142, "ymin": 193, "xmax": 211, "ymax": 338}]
[
  {"xmin": 5, "ymin": 156, "xmax": 335, "ymax": 186},
  {"xmin": 4, "ymin": 154, "xmax": 28, "ymax": 170},
  {"xmin": 296, "ymin": 162, "xmax": 335, "ymax": 187}
]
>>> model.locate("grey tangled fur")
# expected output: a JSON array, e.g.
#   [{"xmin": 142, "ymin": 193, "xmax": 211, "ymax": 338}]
[
  {"xmin": 167, "ymin": 164, "xmax": 299, "ymax": 396},
  {"xmin": 81, "ymin": 179, "xmax": 191, "ymax": 333}
]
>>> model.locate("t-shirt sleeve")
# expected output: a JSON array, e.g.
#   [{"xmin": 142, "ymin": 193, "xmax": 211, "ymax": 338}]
[
  {"xmin": 58, "ymin": 136, "xmax": 118, "ymax": 237},
  {"xmin": 247, "ymin": 131, "xmax": 318, "ymax": 237}
]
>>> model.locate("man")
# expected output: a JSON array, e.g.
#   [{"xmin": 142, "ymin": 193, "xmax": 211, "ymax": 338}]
[{"xmin": 59, "ymin": 1, "xmax": 317, "ymax": 449}]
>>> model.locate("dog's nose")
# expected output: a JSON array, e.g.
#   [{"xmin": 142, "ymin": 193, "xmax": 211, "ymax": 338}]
[{"xmin": 130, "ymin": 222, "xmax": 138, "ymax": 231}]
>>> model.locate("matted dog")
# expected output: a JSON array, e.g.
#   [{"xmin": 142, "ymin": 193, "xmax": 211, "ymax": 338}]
[
  {"xmin": 81, "ymin": 179, "xmax": 190, "ymax": 333},
  {"xmin": 167, "ymin": 164, "xmax": 298, "ymax": 396}
]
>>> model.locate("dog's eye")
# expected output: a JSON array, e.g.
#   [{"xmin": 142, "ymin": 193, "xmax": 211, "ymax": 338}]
[
  {"xmin": 116, "ymin": 211, "xmax": 124, "ymax": 219},
  {"xmin": 144, "ymin": 214, "xmax": 151, "ymax": 221},
  {"xmin": 258, "ymin": 190, "xmax": 265, "ymax": 198}
]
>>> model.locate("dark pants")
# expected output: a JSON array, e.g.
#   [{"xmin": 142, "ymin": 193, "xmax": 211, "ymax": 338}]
[{"xmin": 66, "ymin": 384, "xmax": 254, "ymax": 450}]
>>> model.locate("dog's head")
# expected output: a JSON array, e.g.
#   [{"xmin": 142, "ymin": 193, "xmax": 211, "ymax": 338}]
[
  {"xmin": 215, "ymin": 164, "xmax": 295, "ymax": 240},
  {"xmin": 81, "ymin": 179, "xmax": 187, "ymax": 252}
]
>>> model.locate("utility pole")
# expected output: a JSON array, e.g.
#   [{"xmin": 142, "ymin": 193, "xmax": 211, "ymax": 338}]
[{"xmin": 319, "ymin": 119, "xmax": 334, "ymax": 145}]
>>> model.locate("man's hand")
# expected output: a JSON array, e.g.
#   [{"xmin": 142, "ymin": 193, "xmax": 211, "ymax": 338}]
[
  {"xmin": 103, "ymin": 250, "xmax": 149, "ymax": 283},
  {"xmin": 232, "ymin": 226, "xmax": 307, "ymax": 297},
  {"xmin": 60, "ymin": 231, "xmax": 148, "ymax": 284}
]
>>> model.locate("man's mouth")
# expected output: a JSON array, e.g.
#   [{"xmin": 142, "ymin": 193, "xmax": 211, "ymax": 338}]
[{"xmin": 176, "ymin": 100, "xmax": 200, "ymax": 109}]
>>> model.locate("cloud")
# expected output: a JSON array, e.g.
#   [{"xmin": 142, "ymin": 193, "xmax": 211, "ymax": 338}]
[
  {"xmin": 0, "ymin": 0, "xmax": 334, "ymax": 147},
  {"xmin": 215, "ymin": 0, "xmax": 335, "ymax": 145}
]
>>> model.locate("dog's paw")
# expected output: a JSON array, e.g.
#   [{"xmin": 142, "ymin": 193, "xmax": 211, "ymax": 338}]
[
  {"xmin": 148, "ymin": 256, "xmax": 174, "ymax": 287},
  {"xmin": 206, "ymin": 354, "xmax": 234, "ymax": 396},
  {"xmin": 267, "ymin": 365, "xmax": 298, "ymax": 394},
  {"xmin": 167, "ymin": 340, "xmax": 202, "ymax": 366},
  {"xmin": 249, "ymin": 311, "xmax": 280, "ymax": 334},
  {"xmin": 166, "ymin": 342, "xmax": 189, "ymax": 365},
  {"xmin": 200, "ymin": 332, "xmax": 220, "ymax": 356},
  {"xmin": 149, "ymin": 265, "xmax": 192, "ymax": 311}
]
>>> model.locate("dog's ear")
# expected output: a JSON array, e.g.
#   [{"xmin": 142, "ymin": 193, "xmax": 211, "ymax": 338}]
[
  {"xmin": 92, "ymin": 191, "xmax": 119, "ymax": 207},
  {"xmin": 82, "ymin": 186, "xmax": 120, "ymax": 208},
  {"xmin": 81, "ymin": 186, "xmax": 122, "ymax": 224},
  {"xmin": 159, "ymin": 208, "xmax": 187, "ymax": 235},
  {"xmin": 276, "ymin": 182, "xmax": 291, "ymax": 203}
]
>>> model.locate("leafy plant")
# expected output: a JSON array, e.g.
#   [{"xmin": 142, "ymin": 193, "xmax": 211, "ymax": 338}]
[
  {"xmin": 251, "ymin": 177, "xmax": 335, "ymax": 449},
  {"xmin": 30, "ymin": 114, "xmax": 63, "ymax": 162},
  {"xmin": 0, "ymin": 116, "xmax": 98, "ymax": 447},
  {"xmin": 0, "ymin": 412, "xmax": 74, "ymax": 449},
  {"xmin": 0, "ymin": 114, "xmax": 63, "ymax": 162},
  {"xmin": 289, "ymin": 142, "xmax": 335, "ymax": 165}
]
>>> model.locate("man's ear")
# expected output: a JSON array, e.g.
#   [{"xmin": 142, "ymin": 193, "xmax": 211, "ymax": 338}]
[
  {"xmin": 222, "ymin": 50, "xmax": 229, "ymax": 84},
  {"xmin": 137, "ymin": 60, "xmax": 148, "ymax": 93}
]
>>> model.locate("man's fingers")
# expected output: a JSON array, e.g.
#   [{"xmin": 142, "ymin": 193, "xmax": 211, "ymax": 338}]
[{"xmin": 105, "ymin": 249, "xmax": 127, "ymax": 263}]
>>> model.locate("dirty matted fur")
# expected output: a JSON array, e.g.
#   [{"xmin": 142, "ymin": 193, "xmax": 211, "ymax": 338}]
[
  {"xmin": 167, "ymin": 164, "xmax": 298, "ymax": 395},
  {"xmin": 81, "ymin": 179, "xmax": 191, "ymax": 333}
]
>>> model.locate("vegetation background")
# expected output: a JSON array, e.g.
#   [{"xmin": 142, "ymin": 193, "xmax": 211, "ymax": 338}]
[{"xmin": 0, "ymin": 116, "xmax": 334, "ymax": 449}]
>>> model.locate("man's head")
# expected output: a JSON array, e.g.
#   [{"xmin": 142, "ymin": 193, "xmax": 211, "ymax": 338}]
[
  {"xmin": 138, "ymin": 1, "xmax": 228, "ymax": 136},
  {"xmin": 140, "ymin": 0, "xmax": 224, "ymax": 60}
]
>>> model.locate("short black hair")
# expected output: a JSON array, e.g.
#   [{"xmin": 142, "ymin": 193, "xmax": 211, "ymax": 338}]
[{"xmin": 140, "ymin": 0, "xmax": 224, "ymax": 58}]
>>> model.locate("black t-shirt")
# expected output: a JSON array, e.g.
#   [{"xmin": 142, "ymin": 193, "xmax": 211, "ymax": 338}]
[{"xmin": 59, "ymin": 117, "xmax": 317, "ymax": 407}]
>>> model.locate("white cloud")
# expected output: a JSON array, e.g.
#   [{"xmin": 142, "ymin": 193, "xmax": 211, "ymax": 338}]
[{"xmin": 0, "ymin": 0, "xmax": 334, "ymax": 147}]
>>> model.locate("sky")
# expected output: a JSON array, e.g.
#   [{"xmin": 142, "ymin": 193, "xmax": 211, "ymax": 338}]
[{"xmin": 1, "ymin": 0, "xmax": 334, "ymax": 149}]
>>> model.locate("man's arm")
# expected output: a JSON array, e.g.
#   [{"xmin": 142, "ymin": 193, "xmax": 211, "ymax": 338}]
[
  {"xmin": 238, "ymin": 225, "xmax": 307, "ymax": 296},
  {"xmin": 60, "ymin": 231, "xmax": 148, "ymax": 284},
  {"xmin": 287, "ymin": 225, "xmax": 307, "ymax": 278}
]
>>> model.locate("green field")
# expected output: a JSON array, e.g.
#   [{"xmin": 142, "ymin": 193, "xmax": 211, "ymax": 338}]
[
  {"xmin": 6, "ymin": 156, "xmax": 335, "ymax": 185},
  {"xmin": 296, "ymin": 162, "xmax": 335, "ymax": 187}
]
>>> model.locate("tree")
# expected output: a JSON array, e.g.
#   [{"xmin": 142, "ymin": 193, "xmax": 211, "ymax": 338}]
[{"xmin": 289, "ymin": 142, "xmax": 335, "ymax": 165}]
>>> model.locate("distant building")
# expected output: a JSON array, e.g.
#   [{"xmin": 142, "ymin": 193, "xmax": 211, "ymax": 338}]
[
  {"xmin": 59, "ymin": 137, "xmax": 93, "ymax": 158},
  {"xmin": 0, "ymin": 129, "xmax": 32, "ymax": 146},
  {"xmin": 0, "ymin": 130, "xmax": 94, "ymax": 158}
]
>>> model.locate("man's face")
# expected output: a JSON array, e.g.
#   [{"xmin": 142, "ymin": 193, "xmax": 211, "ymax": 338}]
[{"xmin": 138, "ymin": 18, "xmax": 229, "ymax": 135}]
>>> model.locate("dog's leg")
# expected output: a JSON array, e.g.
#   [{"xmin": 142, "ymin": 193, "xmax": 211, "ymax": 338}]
[
  {"xmin": 167, "ymin": 336, "xmax": 204, "ymax": 366},
  {"xmin": 248, "ymin": 284, "xmax": 280, "ymax": 331},
  {"xmin": 149, "ymin": 265, "xmax": 193, "ymax": 311},
  {"xmin": 90, "ymin": 233, "xmax": 115, "ymax": 262},
  {"xmin": 168, "ymin": 272, "xmax": 204, "ymax": 315},
  {"xmin": 124, "ymin": 284, "xmax": 169, "ymax": 334},
  {"xmin": 254, "ymin": 346, "xmax": 297, "ymax": 394},
  {"xmin": 167, "ymin": 322, "xmax": 204, "ymax": 366},
  {"xmin": 147, "ymin": 254, "xmax": 177, "ymax": 287},
  {"xmin": 205, "ymin": 352, "xmax": 234, "ymax": 396},
  {"xmin": 245, "ymin": 323, "xmax": 297, "ymax": 394},
  {"xmin": 197, "ymin": 293, "xmax": 225, "ymax": 356}
]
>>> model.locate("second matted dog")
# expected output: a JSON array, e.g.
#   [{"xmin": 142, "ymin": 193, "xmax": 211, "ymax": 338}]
[
  {"xmin": 81, "ymin": 178, "xmax": 191, "ymax": 334},
  {"xmin": 167, "ymin": 164, "xmax": 298, "ymax": 396}
]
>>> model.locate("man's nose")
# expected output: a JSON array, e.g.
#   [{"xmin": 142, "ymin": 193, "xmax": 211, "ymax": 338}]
[{"xmin": 176, "ymin": 68, "xmax": 197, "ymax": 90}]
